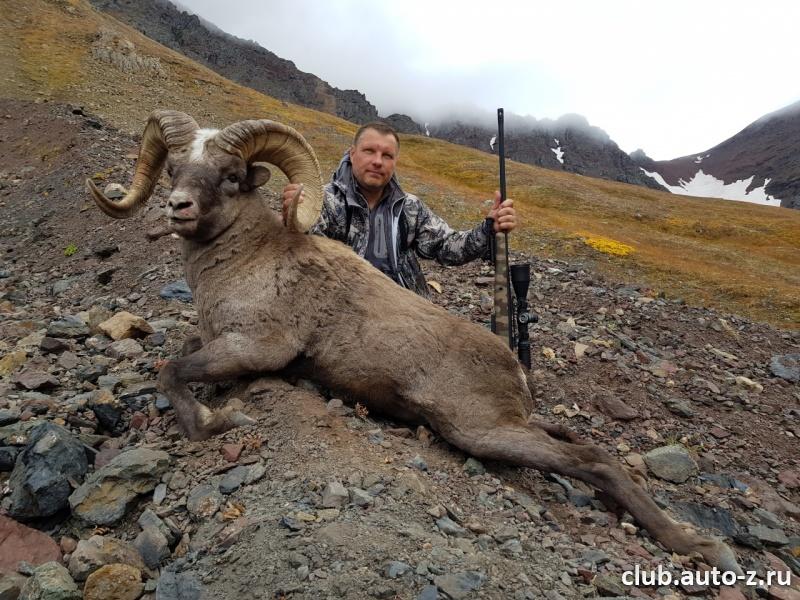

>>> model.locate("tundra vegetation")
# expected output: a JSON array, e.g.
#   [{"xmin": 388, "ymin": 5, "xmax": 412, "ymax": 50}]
[{"xmin": 88, "ymin": 110, "xmax": 743, "ymax": 574}]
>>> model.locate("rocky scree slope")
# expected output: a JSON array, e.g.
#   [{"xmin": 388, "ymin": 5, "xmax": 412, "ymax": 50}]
[{"xmin": 0, "ymin": 99, "xmax": 799, "ymax": 599}]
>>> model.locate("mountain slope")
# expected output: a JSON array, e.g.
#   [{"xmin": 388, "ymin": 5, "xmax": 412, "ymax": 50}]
[
  {"xmin": 87, "ymin": 0, "xmax": 380, "ymax": 124},
  {"xmin": 632, "ymin": 101, "xmax": 800, "ymax": 209},
  {"xmin": 1, "ymin": 0, "xmax": 798, "ymax": 327},
  {"xmin": 429, "ymin": 114, "xmax": 665, "ymax": 191},
  {"xmin": 88, "ymin": 0, "xmax": 668, "ymax": 193}
]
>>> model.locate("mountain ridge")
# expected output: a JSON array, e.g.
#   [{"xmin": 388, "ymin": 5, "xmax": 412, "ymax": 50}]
[
  {"xmin": 632, "ymin": 100, "xmax": 800, "ymax": 209},
  {"xmin": 88, "ymin": 0, "xmax": 665, "ymax": 192}
]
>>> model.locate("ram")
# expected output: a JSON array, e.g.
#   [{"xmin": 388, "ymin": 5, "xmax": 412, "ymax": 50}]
[{"xmin": 87, "ymin": 110, "xmax": 740, "ymax": 573}]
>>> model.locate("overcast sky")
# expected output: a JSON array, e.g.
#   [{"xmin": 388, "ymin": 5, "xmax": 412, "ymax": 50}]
[{"xmin": 178, "ymin": 0, "xmax": 800, "ymax": 160}]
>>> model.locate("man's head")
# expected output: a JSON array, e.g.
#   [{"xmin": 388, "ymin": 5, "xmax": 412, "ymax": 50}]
[{"xmin": 349, "ymin": 122, "xmax": 399, "ymax": 197}]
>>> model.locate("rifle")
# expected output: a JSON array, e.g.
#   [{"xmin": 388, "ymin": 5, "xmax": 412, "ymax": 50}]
[{"xmin": 490, "ymin": 108, "xmax": 536, "ymax": 368}]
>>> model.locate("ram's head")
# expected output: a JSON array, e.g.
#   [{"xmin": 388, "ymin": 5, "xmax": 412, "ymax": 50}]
[{"xmin": 86, "ymin": 111, "xmax": 323, "ymax": 240}]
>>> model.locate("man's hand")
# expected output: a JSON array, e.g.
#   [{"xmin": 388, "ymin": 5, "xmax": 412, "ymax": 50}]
[
  {"xmin": 487, "ymin": 190, "xmax": 517, "ymax": 233},
  {"xmin": 281, "ymin": 183, "xmax": 305, "ymax": 226}
]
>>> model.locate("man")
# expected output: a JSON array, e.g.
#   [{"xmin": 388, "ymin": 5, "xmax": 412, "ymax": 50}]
[{"xmin": 282, "ymin": 122, "xmax": 517, "ymax": 298}]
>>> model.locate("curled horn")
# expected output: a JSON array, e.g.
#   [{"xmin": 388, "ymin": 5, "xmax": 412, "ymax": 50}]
[
  {"xmin": 86, "ymin": 110, "xmax": 199, "ymax": 219},
  {"xmin": 215, "ymin": 120, "xmax": 323, "ymax": 232}
]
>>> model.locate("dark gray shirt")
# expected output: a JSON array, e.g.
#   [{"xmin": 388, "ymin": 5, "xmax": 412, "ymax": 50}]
[{"xmin": 363, "ymin": 197, "xmax": 396, "ymax": 282}]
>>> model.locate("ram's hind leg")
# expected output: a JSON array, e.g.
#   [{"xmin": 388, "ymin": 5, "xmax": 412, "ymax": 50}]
[
  {"xmin": 159, "ymin": 332, "xmax": 297, "ymax": 440},
  {"xmin": 449, "ymin": 420, "xmax": 741, "ymax": 574}
]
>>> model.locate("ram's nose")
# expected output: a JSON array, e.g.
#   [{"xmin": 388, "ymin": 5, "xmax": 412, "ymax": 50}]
[{"xmin": 167, "ymin": 191, "xmax": 197, "ymax": 219}]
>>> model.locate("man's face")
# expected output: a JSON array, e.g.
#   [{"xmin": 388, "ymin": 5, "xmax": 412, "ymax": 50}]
[{"xmin": 349, "ymin": 129, "xmax": 398, "ymax": 194}]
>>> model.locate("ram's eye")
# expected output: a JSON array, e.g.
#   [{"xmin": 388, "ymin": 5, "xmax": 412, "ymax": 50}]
[
  {"xmin": 227, "ymin": 174, "xmax": 239, "ymax": 183},
  {"xmin": 166, "ymin": 166, "xmax": 173, "ymax": 177}
]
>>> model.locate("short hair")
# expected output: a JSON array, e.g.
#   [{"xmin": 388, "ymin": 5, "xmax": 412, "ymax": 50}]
[{"xmin": 353, "ymin": 122, "xmax": 400, "ymax": 150}]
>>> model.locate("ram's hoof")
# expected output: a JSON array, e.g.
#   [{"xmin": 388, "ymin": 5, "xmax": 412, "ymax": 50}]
[
  {"xmin": 204, "ymin": 406, "xmax": 256, "ymax": 436},
  {"xmin": 701, "ymin": 539, "xmax": 742, "ymax": 576},
  {"xmin": 227, "ymin": 410, "xmax": 256, "ymax": 427}
]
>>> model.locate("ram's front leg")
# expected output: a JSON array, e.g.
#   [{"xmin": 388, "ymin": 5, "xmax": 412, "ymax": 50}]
[{"xmin": 158, "ymin": 332, "xmax": 298, "ymax": 440}]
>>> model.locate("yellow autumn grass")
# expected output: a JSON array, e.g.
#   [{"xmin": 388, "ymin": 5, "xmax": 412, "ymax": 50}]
[{"xmin": 2, "ymin": 0, "xmax": 798, "ymax": 327}]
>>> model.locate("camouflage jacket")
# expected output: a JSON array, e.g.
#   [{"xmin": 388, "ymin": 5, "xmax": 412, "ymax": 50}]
[{"xmin": 311, "ymin": 154, "xmax": 491, "ymax": 298}]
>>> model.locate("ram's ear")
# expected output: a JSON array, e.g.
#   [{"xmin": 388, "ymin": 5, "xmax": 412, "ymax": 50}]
[{"xmin": 244, "ymin": 165, "xmax": 271, "ymax": 191}]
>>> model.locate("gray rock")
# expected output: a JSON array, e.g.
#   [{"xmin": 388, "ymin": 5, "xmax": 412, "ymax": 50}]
[
  {"xmin": 153, "ymin": 483, "xmax": 167, "ymax": 506},
  {"xmin": 463, "ymin": 458, "xmax": 485, "ymax": 476},
  {"xmin": 698, "ymin": 473, "xmax": 749, "ymax": 492},
  {"xmin": 244, "ymin": 463, "xmax": 266, "ymax": 484},
  {"xmin": 322, "ymin": 481, "xmax": 349, "ymax": 508},
  {"xmin": 0, "ymin": 408, "xmax": 20, "ymax": 426},
  {"xmin": 134, "ymin": 526, "xmax": 170, "ymax": 569},
  {"xmin": 159, "ymin": 280, "xmax": 193, "ymax": 303},
  {"xmin": 643, "ymin": 445, "xmax": 698, "ymax": 483},
  {"xmin": 77, "ymin": 364, "xmax": 107, "ymax": 383},
  {"xmin": 499, "ymin": 539, "xmax": 523, "ymax": 556},
  {"xmin": 138, "ymin": 508, "xmax": 176, "ymax": 544},
  {"xmin": 673, "ymin": 501, "xmax": 740, "ymax": 537},
  {"xmin": 39, "ymin": 337, "xmax": 69, "ymax": 354},
  {"xmin": 155, "ymin": 394, "xmax": 172, "ymax": 411},
  {"xmin": 349, "ymin": 487, "xmax": 373, "ymax": 507},
  {"xmin": 91, "ymin": 403, "xmax": 122, "ymax": 432},
  {"xmin": 436, "ymin": 517, "xmax": 468, "ymax": 537},
  {"xmin": 417, "ymin": 585, "xmax": 439, "ymax": 600},
  {"xmin": 67, "ymin": 534, "xmax": 149, "ymax": 581},
  {"xmin": 8, "ymin": 422, "xmax": 89, "ymax": 519},
  {"xmin": 580, "ymin": 549, "xmax": 610, "ymax": 565},
  {"xmin": 384, "ymin": 561, "xmax": 411, "ymax": 578},
  {"xmin": 186, "ymin": 484, "xmax": 222, "ymax": 519},
  {"xmin": 155, "ymin": 571, "xmax": 203, "ymax": 600},
  {"xmin": 52, "ymin": 278, "xmax": 77, "ymax": 296},
  {"xmin": 748, "ymin": 524, "xmax": 789, "ymax": 546},
  {"xmin": 19, "ymin": 561, "xmax": 81, "ymax": 600},
  {"xmin": 0, "ymin": 571, "xmax": 27, "ymax": 600},
  {"xmin": 664, "ymin": 398, "xmax": 695, "ymax": 418},
  {"xmin": 770, "ymin": 353, "xmax": 800, "ymax": 382},
  {"xmin": 105, "ymin": 338, "xmax": 144, "ymax": 360},
  {"xmin": 434, "ymin": 571, "xmax": 485, "ymax": 600},
  {"xmin": 408, "ymin": 455, "xmax": 428, "ymax": 471},
  {"xmin": 592, "ymin": 573, "xmax": 628, "ymax": 597},
  {"xmin": 753, "ymin": 507, "xmax": 783, "ymax": 529},
  {"xmin": 68, "ymin": 448, "xmax": 170, "ymax": 526},
  {"xmin": 96, "ymin": 374, "xmax": 121, "ymax": 390},
  {"xmin": 219, "ymin": 465, "xmax": 250, "ymax": 495},
  {"xmin": 0, "ymin": 446, "xmax": 19, "ymax": 471},
  {"xmin": 46, "ymin": 317, "xmax": 89, "ymax": 339}
]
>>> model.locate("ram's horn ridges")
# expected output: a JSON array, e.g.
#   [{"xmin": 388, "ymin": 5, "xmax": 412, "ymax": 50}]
[
  {"xmin": 86, "ymin": 110, "xmax": 199, "ymax": 219},
  {"xmin": 215, "ymin": 120, "xmax": 323, "ymax": 232}
]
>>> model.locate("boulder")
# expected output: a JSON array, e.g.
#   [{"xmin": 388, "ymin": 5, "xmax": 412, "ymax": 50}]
[
  {"xmin": 98, "ymin": 312, "xmax": 154, "ymax": 341},
  {"xmin": 7, "ymin": 423, "xmax": 88, "ymax": 520},
  {"xmin": 18, "ymin": 562, "xmax": 80, "ymax": 600},
  {"xmin": 69, "ymin": 448, "xmax": 169, "ymax": 526},
  {"xmin": 0, "ymin": 515, "xmax": 62, "ymax": 572},
  {"xmin": 643, "ymin": 444, "xmax": 698, "ymax": 483},
  {"xmin": 68, "ymin": 535, "xmax": 150, "ymax": 582},
  {"xmin": 83, "ymin": 564, "xmax": 143, "ymax": 600}
]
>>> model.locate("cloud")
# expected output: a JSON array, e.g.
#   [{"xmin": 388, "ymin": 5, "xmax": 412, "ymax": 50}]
[{"xmin": 178, "ymin": 0, "xmax": 800, "ymax": 160}]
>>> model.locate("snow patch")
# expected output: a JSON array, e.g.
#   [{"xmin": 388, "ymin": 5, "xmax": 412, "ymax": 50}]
[
  {"xmin": 489, "ymin": 135, "xmax": 496, "ymax": 150},
  {"xmin": 640, "ymin": 168, "xmax": 782, "ymax": 207},
  {"xmin": 693, "ymin": 153, "xmax": 711, "ymax": 164},
  {"xmin": 424, "ymin": 122, "xmax": 430, "ymax": 137},
  {"xmin": 551, "ymin": 139, "xmax": 564, "ymax": 164}
]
